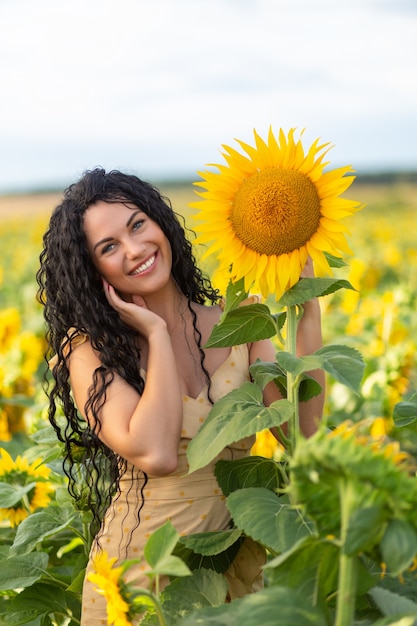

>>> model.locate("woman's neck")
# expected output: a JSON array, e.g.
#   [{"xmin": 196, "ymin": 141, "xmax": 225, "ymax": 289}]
[{"xmin": 141, "ymin": 282, "xmax": 191, "ymax": 334}]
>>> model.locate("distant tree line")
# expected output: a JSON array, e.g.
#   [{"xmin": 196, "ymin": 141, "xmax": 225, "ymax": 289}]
[{"xmin": 355, "ymin": 170, "xmax": 417, "ymax": 185}]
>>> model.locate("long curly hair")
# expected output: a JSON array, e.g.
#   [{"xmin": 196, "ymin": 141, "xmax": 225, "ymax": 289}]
[{"xmin": 36, "ymin": 168, "xmax": 219, "ymax": 536}]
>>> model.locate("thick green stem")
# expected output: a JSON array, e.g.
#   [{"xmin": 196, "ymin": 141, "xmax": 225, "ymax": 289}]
[
  {"xmin": 286, "ymin": 304, "xmax": 299, "ymax": 454},
  {"xmin": 335, "ymin": 479, "xmax": 358, "ymax": 626},
  {"xmin": 152, "ymin": 597, "xmax": 167, "ymax": 626}
]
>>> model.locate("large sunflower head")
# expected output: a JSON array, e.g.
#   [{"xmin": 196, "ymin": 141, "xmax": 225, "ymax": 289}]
[{"xmin": 192, "ymin": 127, "xmax": 363, "ymax": 299}]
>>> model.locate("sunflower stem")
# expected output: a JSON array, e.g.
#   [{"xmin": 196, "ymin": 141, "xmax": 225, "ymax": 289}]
[
  {"xmin": 335, "ymin": 479, "xmax": 358, "ymax": 626},
  {"xmin": 286, "ymin": 304, "xmax": 299, "ymax": 455},
  {"xmin": 132, "ymin": 588, "xmax": 167, "ymax": 626}
]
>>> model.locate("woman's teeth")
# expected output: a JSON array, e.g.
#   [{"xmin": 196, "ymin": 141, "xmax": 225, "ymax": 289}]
[{"xmin": 131, "ymin": 255, "xmax": 155, "ymax": 275}]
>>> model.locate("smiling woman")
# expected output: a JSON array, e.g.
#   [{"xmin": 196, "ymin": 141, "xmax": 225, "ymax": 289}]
[
  {"xmin": 36, "ymin": 167, "xmax": 324, "ymax": 625},
  {"xmin": 83, "ymin": 201, "xmax": 173, "ymax": 302}
]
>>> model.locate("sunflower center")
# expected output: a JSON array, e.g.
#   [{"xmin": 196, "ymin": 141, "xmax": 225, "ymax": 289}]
[{"xmin": 230, "ymin": 168, "xmax": 322, "ymax": 256}]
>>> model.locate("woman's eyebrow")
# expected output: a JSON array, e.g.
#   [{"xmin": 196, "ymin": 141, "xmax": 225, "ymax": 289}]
[
  {"xmin": 93, "ymin": 210, "xmax": 143, "ymax": 251},
  {"xmin": 126, "ymin": 209, "xmax": 143, "ymax": 227}
]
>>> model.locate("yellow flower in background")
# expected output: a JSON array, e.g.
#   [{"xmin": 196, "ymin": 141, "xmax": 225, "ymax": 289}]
[
  {"xmin": 0, "ymin": 411, "xmax": 11, "ymax": 442},
  {"xmin": 340, "ymin": 257, "xmax": 366, "ymax": 314},
  {"xmin": 0, "ymin": 308, "xmax": 21, "ymax": 351},
  {"xmin": 18, "ymin": 331, "xmax": 45, "ymax": 383},
  {"xmin": 370, "ymin": 416, "xmax": 393, "ymax": 439},
  {"xmin": 251, "ymin": 429, "xmax": 284, "ymax": 460},
  {"xmin": 0, "ymin": 306, "xmax": 45, "ymax": 439},
  {"xmin": 329, "ymin": 419, "xmax": 411, "ymax": 469},
  {"xmin": 192, "ymin": 127, "xmax": 363, "ymax": 299},
  {"xmin": 88, "ymin": 551, "xmax": 132, "ymax": 626},
  {"xmin": 0, "ymin": 448, "xmax": 54, "ymax": 527}
]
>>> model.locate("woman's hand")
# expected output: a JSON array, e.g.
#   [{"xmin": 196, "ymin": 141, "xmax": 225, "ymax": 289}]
[{"xmin": 102, "ymin": 279, "xmax": 167, "ymax": 338}]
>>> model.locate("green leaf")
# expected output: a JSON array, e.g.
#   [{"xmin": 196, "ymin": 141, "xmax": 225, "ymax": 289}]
[
  {"xmin": 299, "ymin": 376, "xmax": 324, "ymax": 402},
  {"xmin": 265, "ymin": 536, "xmax": 339, "ymax": 606},
  {"xmin": 0, "ymin": 609, "xmax": 43, "ymax": 626},
  {"xmin": 147, "ymin": 554, "xmax": 191, "ymax": 578},
  {"xmin": 144, "ymin": 520, "xmax": 178, "ymax": 567},
  {"xmin": 272, "ymin": 310, "xmax": 287, "ymax": 332},
  {"xmin": 249, "ymin": 360, "xmax": 322, "ymax": 402},
  {"xmin": 369, "ymin": 585, "xmax": 417, "ymax": 617},
  {"xmin": 0, "ymin": 552, "xmax": 49, "ymax": 590},
  {"xmin": 310, "ymin": 345, "xmax": 365, "ymax": 392},
  {"xmin": 378, "ymin": 566, "xmax": 417, "ymax": 603},
  {"xmin": 164, "ymin": 567, "xmax": 227, "ymax": 605},
  {"xmin": 275, "ymin": 352, "xmax": 309, "ymax": 377},
  {"xmin": 177, "ymin": 585, "xmax": 327, "ymax": 625},
  {"xmin": 249, "ymin": 359, "xmax": 287, "ymax": 395},
  {"xmin": 221, "ymin": 278, "xmax": 249, "ymax": 315},
  {"xmin": 393, "ymin": 400, "xmax": 417, "ymax": 427},
  {"xmin": 370, "ymin": 616, "xmax": 417, "ymax": 625},
  {"xmin": 266, "ymin": 538, "xmax": 375, "ymax": 610},
  {"xmin": 205, "ymin": 304, "xmax": 276, "ymax": 348},
  {"xmin": 226, "ymin": 489, "xmax": 313, "ymax": 554},
  {"xmin": 174, "ymin": 530, "xmax": 243, "ymax": 573},
  {"xmin": 0, "ymin": 481, "xmax": 37, "ymax": 508},
  {"xmin": 344, "ymin": 506, "xmax": 386, "ymax": 555},
  {"xmin": 144, "ymin": 520, "xmax": 191, "ymax": 577},
  {"xmin": 10, "ymin": 582, "xmax": 80, "ymax": 621},
  {"xmin": 67, "ymin": 567, "xmax": 86, "ymax": 594},
  {"xmin": 215, "ymin": 456, "xmax": 286, "ymax": 496},
  {"xmin": 179, "ymin": 529, "xmax": 242, "ymax": 556},
  {"xmin": 323, "ymin": 252, "xmax": 347, "ymax": 268},
  {"xmin": 141, "ymin": 569, "xmax": 228, "ymax": 625},
  {"xmin": 380, "ymin": 519, "xmax": 417, "ymax": 576},
  {"xmin": 10, "ymin": 506, "xmax": 76, "ymax": 557},
  {"xmin": 29, "ymin": 424, "xmax": 61, "ymax": 445},
  {"xmin": 275, "ymin": 344, "xmax": 364, "ymax": 393},
  {"xmin": 187, "ymin": 382, "xmax": 293, "ymax": 473},
  {"xmin": 279, "ymin": 277, "xmax": 355, "ymax": 306}
]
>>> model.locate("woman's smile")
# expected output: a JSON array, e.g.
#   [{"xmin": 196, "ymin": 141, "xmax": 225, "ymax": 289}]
[{"xmin": 129, "ymin": 253, "xmax": 157, "ymax": 276}]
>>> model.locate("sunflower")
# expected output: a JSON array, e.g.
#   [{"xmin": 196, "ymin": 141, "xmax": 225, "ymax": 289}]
[
  {"xmin": 0, "ymin": 448, "xmax": 54, "ymax": 527},
  {"xmin": 192, "ymin": 127, "xmax": 363, "ymax": 299},
  {"xmin": 290, "ymin": 419, "xmax": 417, "ymax": 540},
  {"xmin": 88, "ymin": 550, "xmax": 133, "ymax": 626}
]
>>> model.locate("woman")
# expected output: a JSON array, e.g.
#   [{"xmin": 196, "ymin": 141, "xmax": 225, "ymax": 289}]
[{"xmin": 37, "ymin": 168, "xmax": 324, "ymax": 624}]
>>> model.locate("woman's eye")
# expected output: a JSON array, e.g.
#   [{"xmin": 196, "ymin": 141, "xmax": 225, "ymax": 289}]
[
  {"xmin": 132, "ymin": 219, "xmax": 144, "ymax": 231},
  {"xmin": 102, "ymin": 242, "xmax": 115, "ymax": 254}
]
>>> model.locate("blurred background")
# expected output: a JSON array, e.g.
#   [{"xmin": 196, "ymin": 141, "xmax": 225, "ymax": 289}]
[
  {"xmin": 0, "ymin": 0, "xmax": 416, "ymax": 195},
  {"xmin": 1, "ymin": 0, "xmax": 416, "ymax": 447}
]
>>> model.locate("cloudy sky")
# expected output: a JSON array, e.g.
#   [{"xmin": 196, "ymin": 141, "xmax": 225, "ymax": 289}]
[{"xmin": 0, "ymin": 0, "xmax": 416, "ymax": 193}]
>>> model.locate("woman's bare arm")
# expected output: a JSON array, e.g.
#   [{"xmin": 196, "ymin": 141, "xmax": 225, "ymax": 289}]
[{"xmin": 69, "ymin": 287, "xmax": 183, "ymax": 475}]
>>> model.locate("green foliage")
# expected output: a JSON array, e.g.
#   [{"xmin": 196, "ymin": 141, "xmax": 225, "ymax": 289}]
[
  {"xmin": 1, "ymin": 188, "xmax": 417, "ymax": 625},
  {"xmin": 187, "ymin": 382, "xmax": 293, "ymax": 473},
  {"xmin": 176, "ymin": 585, "xmax": 327, "ymax": 625}
]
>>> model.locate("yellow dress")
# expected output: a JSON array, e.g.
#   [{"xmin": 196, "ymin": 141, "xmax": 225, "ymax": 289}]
[{"xmin": 72, "ymin": 342, "xmax": 266, "ymax": 625}]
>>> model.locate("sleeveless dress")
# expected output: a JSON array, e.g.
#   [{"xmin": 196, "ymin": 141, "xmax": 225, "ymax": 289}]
[{"xmin": 56, "ymin": 340, "xmax": 265, "ymax": 625}]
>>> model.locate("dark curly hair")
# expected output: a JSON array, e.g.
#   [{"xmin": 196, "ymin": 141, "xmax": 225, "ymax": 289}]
[{"xmin": 36, "ymin": 168, "xmax": 219, "ymax": 537}]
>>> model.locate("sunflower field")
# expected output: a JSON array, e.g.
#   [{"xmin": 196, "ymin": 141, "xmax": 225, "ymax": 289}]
[{"xmin": 0, "ymin": 177, "xmax": 417, "ymax": 626}]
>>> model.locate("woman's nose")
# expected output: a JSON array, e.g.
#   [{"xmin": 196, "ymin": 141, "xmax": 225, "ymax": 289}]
[{"xmin": 124, "ymin": 237, "xmax": 145, "ymax": 259}]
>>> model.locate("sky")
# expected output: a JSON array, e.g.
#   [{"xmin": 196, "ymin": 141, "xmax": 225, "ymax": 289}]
[{"xmin": 0, "ymin": 0, "xmax": 416, "ymax": 193}]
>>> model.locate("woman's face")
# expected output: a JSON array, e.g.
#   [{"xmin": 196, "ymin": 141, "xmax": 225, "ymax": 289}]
[{"xmin": 83, "ymin": 200, "xmax": 173, "ymax": 300}]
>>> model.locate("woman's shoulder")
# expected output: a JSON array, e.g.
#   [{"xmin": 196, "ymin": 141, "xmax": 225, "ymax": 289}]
[{"xmin": 48, "ymin": 328, "xmax": 89, "ymax": 369}]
